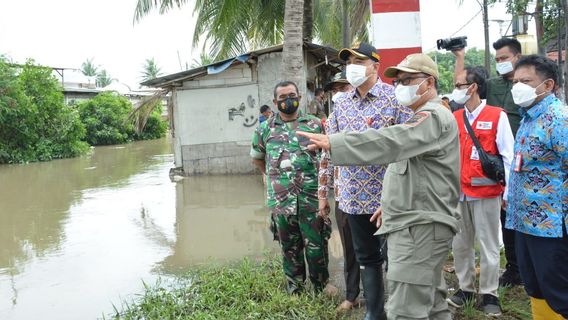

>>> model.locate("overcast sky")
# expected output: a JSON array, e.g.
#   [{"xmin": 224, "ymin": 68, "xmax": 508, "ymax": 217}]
[{"xmin": 0, "ymin": 0, "xmax": 534, "ymax": 88}]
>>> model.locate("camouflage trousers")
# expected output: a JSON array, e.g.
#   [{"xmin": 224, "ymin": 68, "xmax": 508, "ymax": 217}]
[{"xmin": 273, "ymin": 195, "xmax": 331, "ymax": 294}]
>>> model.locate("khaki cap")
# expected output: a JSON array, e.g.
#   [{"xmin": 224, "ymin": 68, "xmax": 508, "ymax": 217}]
[{"xmin": 384, "ymin": 53, "xmax": 439, "ymax": 79}]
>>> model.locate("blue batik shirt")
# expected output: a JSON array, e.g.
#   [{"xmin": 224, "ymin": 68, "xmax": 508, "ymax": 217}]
[{"xmin": 506, "ymin": 94, "xmax": 568, "ymax": 237}]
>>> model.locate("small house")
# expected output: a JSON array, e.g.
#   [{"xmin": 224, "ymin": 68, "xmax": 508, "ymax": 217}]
[{"xmin": 142, "ymin": 43, "xmax": 343, "ymax": 175}]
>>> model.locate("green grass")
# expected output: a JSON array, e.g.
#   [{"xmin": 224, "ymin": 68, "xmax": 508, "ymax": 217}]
[
  {"xmin": 107, "ymin": 255, "xmax": 344, "ymax": 320},
  {"xmin": 107, "ymin": 249, "xmax": 533, "ymax": 320},
  {"xmin": 446, "ymin": 248, "xmax": 532, "ymax": 320}
]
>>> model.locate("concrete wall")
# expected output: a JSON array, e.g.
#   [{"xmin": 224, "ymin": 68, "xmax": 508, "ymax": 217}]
[
  {"xmin": 181, "ymin": 141, "xmax": 253, "ymax": 175},
  {"xmin": 171, "ymin": 50, "xmax": 321, "ymax": 175},
  {"xmin": 175, "ymin": 83, "xmax": 259, "ymax": 145},
  {"xmin": 172, "ymin": 64, "xmax": 259, "ymax": 175},
  {"xmin": 257, "ymin": 52, "xmax": 282, "ymax": 109}
]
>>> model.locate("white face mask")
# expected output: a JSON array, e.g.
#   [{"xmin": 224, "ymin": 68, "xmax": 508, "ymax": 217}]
[
  {"xmin": 451, "ymin": 87, "xmax": 471, "ymax": 104},
  {"xmin": 394, "ymin": 79, "xmax": 427, "ymax": 107},
  {"xmin": 496, "ymin": 61, "xmax": 514, "ymax": 75},
  {"xmin": 331, "ymin": 91, "xmax": 344, "ymax": 103},
  {"xmin": 346, "ymin": 64, "xmax": 369, "ymax": 88},
  {"xmin": 511, "ymin": 81, "xmax": 547, "ymax": 108}
]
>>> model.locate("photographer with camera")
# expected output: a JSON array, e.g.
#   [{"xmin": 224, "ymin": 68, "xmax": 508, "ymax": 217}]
[
  {"xmin": 451, "ymin": 37, "xmax": 524, "ymax": 289},
  {"xmin": 447, "ymin": 66, "xmax": 514, "ymax": 316}
]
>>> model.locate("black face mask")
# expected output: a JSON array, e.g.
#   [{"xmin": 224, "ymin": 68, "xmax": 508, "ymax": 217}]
[{"xmin": 277, "ymin": 97, "xmax": 300, "ymax": 115}]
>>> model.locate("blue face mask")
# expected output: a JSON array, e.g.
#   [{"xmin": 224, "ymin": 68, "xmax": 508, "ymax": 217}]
[{"xmin": 277, "ymin": 97, "xmax": 300, "ymax": 114}]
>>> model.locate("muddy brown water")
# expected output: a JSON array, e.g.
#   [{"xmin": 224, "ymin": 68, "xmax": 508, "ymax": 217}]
[{"xmin": 0, "ymin": 138, "xmax": 346, "ymax": 320}]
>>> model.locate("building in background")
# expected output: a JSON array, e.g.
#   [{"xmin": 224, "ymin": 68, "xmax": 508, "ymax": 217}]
[{"xmin": 142, "ymin": 43, "xmax": 342, "ymax": 176}]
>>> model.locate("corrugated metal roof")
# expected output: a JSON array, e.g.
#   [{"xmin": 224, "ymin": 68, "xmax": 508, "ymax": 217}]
[{"xmin": 141, "ymin": 42, "xmax": 343, "ymax": 88}]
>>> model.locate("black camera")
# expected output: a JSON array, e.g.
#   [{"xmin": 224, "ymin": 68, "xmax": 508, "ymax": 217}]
[{"xmin": 436, "ymin": 36, "xmax": 468, "ymax": 51}]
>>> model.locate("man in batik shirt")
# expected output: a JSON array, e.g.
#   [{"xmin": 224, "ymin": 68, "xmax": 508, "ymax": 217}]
[
  {"xmin": 506, "ymin": 55, "xmax": 568, "ymax": 319},
  {"xmin": 318, "ymin": 43, "xmax": 412, "ymax": 319}
]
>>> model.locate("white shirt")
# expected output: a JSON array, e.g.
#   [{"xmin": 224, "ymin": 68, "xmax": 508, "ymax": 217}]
[{"xmin": 460, "ymin": 100, "xmax": 515, "ymax": 201}]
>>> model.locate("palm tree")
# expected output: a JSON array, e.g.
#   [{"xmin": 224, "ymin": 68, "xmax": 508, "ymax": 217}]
[
  {"xmin": 81, "ymin": 58, "xmax": 98, "ymax": 76},
  {"xmin": 96, "ymin": 69, "xmax": 112, "ymax": 87},
  {"xmin": 190, "ymin": 52, "xmax": 215, "ymax": 68},
  {"xmin": 133, "ymin": 0, "xmax": 369, "ymax": 60},
  {"xmin": 282, "ymin": 0, "xmax": 306, "ymax": 109},
  {"xmin": 141, "ymin": 58, "xmax": 162, "ymax": 82}
]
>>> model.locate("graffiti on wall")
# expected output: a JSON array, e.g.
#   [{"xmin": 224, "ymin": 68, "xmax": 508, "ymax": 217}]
[{"xmin": 228, "ymin": 95, "xmax": 258, "ymax": 127}]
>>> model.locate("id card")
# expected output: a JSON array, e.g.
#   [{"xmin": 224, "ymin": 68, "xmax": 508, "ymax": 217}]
[
  {"xmin": 514, "ymin": 152, "xmax": 522, "ymax": 172},
  {"xmin": 470, "ymin": 146, "xmax": 480, "ymax": 160}
]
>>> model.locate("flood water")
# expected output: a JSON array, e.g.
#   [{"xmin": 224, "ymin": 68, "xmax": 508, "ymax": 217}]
[{"xmin": 0, "ymin": 138, "xmax": 345, "ymax": 320}]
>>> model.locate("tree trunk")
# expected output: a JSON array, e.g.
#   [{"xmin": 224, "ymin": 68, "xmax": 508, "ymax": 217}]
[
  {"xmin": 303, "ymin": 0, "xmax": 313, "ymax": 42},
  {"xmin": 342, "ymin": 0, "xmax": 350, "ymax": 47},
  {"xmin": 282, "ymin": 0, "xmax": 307, "ymax": 111},
  {"xmin": 483, "ymin": 0, "xmax": 491, "ymax": 73},
  {"xmin": 534, "ymin": 0, "xmax": 545, "ymax": 55}
]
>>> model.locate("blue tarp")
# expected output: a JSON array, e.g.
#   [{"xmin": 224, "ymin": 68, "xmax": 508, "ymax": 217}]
[{"xmin": 207, "ymin": 54, "xmax": 250, "ymax": 75}]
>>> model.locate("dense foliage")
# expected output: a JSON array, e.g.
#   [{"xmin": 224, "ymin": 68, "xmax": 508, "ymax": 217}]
[
  {"xmin": 429, "ymin": 48, "xmax": 496, "ymax": 95},
  {"xmin": 78, "ymin": 92, "xmax": 167, "ymax": 146},
  {"xmin": 78, "ymin": 92, "xmax": 136, "ymax": 145},
  {"xmin": 0, "ymin": 58, "xmax": 89, "ymax": 163}
]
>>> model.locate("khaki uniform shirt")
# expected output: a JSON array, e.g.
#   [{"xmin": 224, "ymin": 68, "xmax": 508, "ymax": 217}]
[{"xmin": 329, "ymin": 99, "xmax": 460, "ymax": 234}]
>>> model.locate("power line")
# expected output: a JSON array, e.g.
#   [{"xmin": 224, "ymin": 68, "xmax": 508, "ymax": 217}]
[{"xmin": 450, "ymin": 9, "xmax": 483, "ymax": 38}]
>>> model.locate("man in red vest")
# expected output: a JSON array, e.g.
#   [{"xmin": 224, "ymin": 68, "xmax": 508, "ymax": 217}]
[{"xmin": 447, "ymin": 66, "xmax": 514, "ymax": 316}]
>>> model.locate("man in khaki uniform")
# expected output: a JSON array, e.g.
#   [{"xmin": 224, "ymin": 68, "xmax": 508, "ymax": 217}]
[{"xmin": 298, "ymin": 54, "xmax": 460, "ymax": 320}]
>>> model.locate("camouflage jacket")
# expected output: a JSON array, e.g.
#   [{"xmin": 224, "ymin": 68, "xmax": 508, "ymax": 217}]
[{"xmin": 250, "ymin": 112, "xmax": 322, "ymax": 215}]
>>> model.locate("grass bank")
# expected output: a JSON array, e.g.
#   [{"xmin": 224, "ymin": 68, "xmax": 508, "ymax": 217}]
[
  {"xmin": 107, "ymin": 253, "xmax": 532, "ymax": 320},
  {"xmin": 107, "ymin": 256, "xmax": 343, "ymax": 320}
]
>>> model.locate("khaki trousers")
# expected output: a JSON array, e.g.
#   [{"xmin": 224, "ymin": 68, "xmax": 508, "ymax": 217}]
[
  {"xmin": 386, "ymin": 223, "xmax": 454, "ymax": 320},
  {"xmin": 453, "ymin": 197, "xmax": 501, "ymax": 297}
]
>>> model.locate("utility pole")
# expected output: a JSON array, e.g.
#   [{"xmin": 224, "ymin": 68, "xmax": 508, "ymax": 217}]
[
  {"xmin": 483, "ymin": 0, "xmax": 491, "ymax": 73},
  {"xmin": 341, "ymin": 0, "xmax": 350, "ymax": 47}
]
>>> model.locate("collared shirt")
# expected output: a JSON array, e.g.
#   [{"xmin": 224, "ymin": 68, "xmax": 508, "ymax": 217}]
[
  {"xmin": 318, "ymin": 81, "xmax": 412, "ymax": 215},
  {"xmin": 328, "ymin": 99, "xmax": 461, "ymax": 234},
  {"xmin": 506, "ymin": 94, "xmax": 568, "ymax": 238},
  {"xmin": 250, "ymin": 112, "xmax": 322, "ymax": 215},
  {"xmin": 459, "ymin": 100, "xmax": 515, "ymax": 201},
  {"xmin": 487, "ymin": 76, "xmax": 521, "ymax": 136}
]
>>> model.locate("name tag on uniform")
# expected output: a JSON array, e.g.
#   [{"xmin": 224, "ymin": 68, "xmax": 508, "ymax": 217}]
[
  {"xmin": 471, "ymin": 146, "xmax": 480, "ymax": 160},
  {"xmin": 514, "ymin": 152, "xmax": 522, "ymax": 172},
  {"xmin": 476, "ymin": 121, "xmax": 492, "ymax": 130}
]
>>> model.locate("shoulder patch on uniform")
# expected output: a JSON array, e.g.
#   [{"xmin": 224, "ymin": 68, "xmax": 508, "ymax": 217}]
[{"xmin": 404, "ymin": 111, "xmax": 430, "ymax": 127}]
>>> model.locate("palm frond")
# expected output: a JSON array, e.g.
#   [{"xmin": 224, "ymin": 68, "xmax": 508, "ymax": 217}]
[
  {"xmin": 133, "ymin": 0, "xmax": 190, "ymax": 23},
  {"xmin": 128, "ymin": 89, "xmax": 169, "ymax": 134}
]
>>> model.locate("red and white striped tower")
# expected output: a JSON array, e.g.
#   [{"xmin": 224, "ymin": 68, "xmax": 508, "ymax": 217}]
[{"xmin": 370, "ymin": 0, "xmax": 422, "ymax": 83}]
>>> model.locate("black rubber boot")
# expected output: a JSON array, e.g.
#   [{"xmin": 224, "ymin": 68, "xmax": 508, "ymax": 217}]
[{"xmin": 361, "ymin": 266, "xmax": 386, "ymax": 320}]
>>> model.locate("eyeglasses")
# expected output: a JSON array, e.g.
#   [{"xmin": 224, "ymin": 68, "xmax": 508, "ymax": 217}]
[
  {"xmin": 392, "ymin": 76, "xmax": 428, "ymax": 87},
  {"xmin": 454, "ymin": 82, "xmax": 472, "ymax": 89}
]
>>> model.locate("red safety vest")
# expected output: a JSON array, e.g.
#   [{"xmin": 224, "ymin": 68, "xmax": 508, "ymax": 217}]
[{"xmin": 454, "ymin": 105, "xmax": 504, "ymax": 198}]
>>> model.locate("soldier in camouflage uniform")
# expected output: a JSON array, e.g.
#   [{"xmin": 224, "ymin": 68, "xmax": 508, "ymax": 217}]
[{"xmin": 251, "ymin": 81, "xmax": 331, "ymax": 294}]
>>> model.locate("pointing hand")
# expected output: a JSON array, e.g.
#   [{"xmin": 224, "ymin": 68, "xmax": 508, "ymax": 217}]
[{"xmin": 296, "ymin": 131, "xmax": 330, "ymax": 151}]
